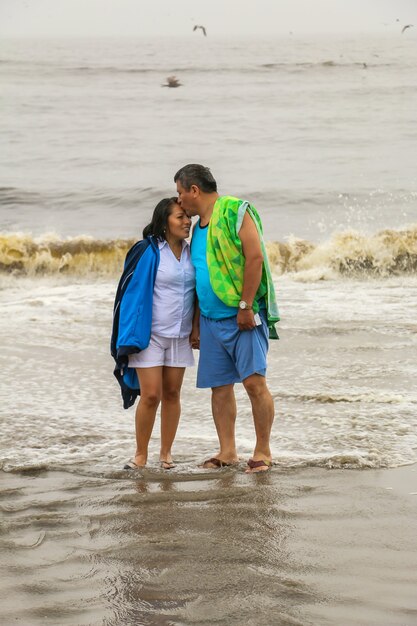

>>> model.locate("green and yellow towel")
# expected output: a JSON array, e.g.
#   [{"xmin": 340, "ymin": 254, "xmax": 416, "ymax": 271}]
[{"xmin": 207, "ymin": 196, "xmax": 279, "ymax": 338}]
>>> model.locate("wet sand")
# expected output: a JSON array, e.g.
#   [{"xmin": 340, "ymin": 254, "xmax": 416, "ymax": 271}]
[{"xmin": 1, "ymin": 464, "xmax": 416, "ymax": 626}]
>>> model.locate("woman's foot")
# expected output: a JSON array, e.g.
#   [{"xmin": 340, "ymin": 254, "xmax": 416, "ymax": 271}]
[
  {"xmin": 134, "ymin": 453, "xmax": 147, "ymax": 466},
  {"xmin": 159, "ymin": 451, "xmax": 175, "ymax": 470},
  {"xmin": 123, "ymin": 453, "xmax": 147, "ymax": 470},
  {"xmin": 124, "ymin": 459, "xmax": 140, "ymax": 470},
  {"xmin": 160, "ymin": 460, "xmax": 176, "ymax": 470}
]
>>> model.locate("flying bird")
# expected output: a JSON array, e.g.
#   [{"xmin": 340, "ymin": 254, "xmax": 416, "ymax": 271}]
[
  {"xmin": 162, "ymin": 76, "xmax": 182, "ymax": 88},
  {"xmin": 193, "ymin": 25, "xmax": 207, "ymax": 36},
  {"xmin": 401, "ymin": 24, "xmax": 413, "ymax": 33}
]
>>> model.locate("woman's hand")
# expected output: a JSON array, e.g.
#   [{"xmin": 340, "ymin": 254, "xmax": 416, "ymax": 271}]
[
  {"xmin": 191, "ymin": 297, "xmax": 200, "ymax": 349},
  {"xmin": 190, "ymin": 326, "xmax": 200, "ymax": 350}
]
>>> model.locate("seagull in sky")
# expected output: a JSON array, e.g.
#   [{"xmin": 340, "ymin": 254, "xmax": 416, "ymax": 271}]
[
  {"xmin": 401, "ymin": 24, "xmax": 413, "ymax": 33},
  {"xmin": 193, "ymin": 25, "xmax": 207, "ymax": 36}
]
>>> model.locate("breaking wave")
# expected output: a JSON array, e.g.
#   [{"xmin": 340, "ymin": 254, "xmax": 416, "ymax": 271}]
[
  {"xmin": 266, "ymin": 225, "xmax": 417, "ymax": 279},
  {"xmin": 0, "ymin": 233, "xmax": 135, "ymax": 276},
  {"xmin": 1, "ymin": 225, "xmax": 417, "ymax": 278}
]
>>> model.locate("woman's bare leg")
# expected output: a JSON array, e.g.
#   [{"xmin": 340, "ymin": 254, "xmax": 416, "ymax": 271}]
[
  {"xmin": 160, "ymin": 366, "xmax": 185, "ymax": 466},
  {"xmin": 133, "ymin": 367, "xmax": 163, "ymax": 466}
]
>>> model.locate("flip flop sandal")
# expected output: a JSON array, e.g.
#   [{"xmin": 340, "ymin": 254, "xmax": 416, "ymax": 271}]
[
  {"xmin": 160, "ymin": 461, "xmax": 176, "ymax": 470},
  {"xmin": 246, "ymin": 458, "xmax": 272, "ymax": 472},
  {"xmin": 123, "ymin": 460, "xmax": 140, "ymax": 470},
  {"xmin": 202, "ymin": 457, "xmax": 236, "ymax": 469}
]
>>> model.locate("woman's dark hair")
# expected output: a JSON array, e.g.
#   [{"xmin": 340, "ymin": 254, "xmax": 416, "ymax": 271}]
[
  {"xmin": 174, "ymin": 163, "xmax": 217, "ymax": 193},
  {"xmin": 142, "ymin": 197, "xmax": 179, "ymax": 240}
]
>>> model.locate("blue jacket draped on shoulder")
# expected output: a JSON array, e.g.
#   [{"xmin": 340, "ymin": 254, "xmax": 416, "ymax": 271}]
[{"xmin": 111, "ymin": 236, "xmax": 160, "ymax": 408}]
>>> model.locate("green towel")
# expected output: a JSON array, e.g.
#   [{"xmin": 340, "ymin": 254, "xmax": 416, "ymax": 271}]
[{"xmin": 207, "ymin": 196, "xmax": 279, "ymax": 338}]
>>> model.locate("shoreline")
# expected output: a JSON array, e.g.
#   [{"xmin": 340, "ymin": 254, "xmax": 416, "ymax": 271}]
[{"xmin": 1, "ymin": 464, "xmax": 416, "ymax": 625}]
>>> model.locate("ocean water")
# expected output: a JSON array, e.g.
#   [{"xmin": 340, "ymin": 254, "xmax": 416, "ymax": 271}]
[{"xmin": 1, "ymin": 34, "xmax": 417, "ymax": 473}]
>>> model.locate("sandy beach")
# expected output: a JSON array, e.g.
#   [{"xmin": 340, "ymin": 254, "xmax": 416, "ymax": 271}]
[{"xmin": 1, "ymin": 464, "xmax": 416, "ymax": 626}]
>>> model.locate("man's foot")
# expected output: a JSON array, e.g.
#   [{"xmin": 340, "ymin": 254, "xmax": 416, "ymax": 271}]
[
  {"xmin": 160, "ymin": 460, "xmax": 176, "ymax": 470},
  {"xmin": 245, "ymin": 458, "xmax": 272, "ymax": 473},
  {"xmin": 201, "ymin": 457, "xmax": 239, "ymax": 469}
]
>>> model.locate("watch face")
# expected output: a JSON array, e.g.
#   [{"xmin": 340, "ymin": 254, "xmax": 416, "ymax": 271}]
[{"xmin": 239, "ymin": 301, "xmax": 246, "ymax": 309}]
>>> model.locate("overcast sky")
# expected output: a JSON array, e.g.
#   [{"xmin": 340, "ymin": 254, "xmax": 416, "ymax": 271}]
[{"xmin": 0, "ymin": 0, "xmax": 415, "ymax": 38}]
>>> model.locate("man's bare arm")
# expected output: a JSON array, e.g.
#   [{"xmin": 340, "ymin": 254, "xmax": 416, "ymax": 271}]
[{"xmin": 237, "ymin": 211, "xmax": 263, "ymax": 330}]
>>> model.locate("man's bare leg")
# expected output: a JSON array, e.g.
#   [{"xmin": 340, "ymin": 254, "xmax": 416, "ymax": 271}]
[
  {"xmin": 242, "ymin": 373, "xmax": 274, "ymax": 473},
  {"xmin": 203, "ymin": 384, "xmax": 239, "ymax": 467}
]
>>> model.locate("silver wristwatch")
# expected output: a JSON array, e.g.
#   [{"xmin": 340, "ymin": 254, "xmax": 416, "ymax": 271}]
[{"xmin": 238, "ymin": 300, "xmax": 253, "ymax": 310}]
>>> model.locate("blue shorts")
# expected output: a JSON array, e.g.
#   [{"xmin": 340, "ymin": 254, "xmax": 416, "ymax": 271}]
[{"xmin": 197, "ymin": 311, "xmax": 269, "ymax": 388}]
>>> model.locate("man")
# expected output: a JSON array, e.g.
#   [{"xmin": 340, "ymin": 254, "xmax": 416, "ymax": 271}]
[{"xmin": 174, "ymin": 164, "xmax": 279, "ymax": 473}]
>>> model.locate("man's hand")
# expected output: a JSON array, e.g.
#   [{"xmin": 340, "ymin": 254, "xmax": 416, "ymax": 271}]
[{"xmin": 237, "ymin": 308, "xmax": 256, "ymax": 331}]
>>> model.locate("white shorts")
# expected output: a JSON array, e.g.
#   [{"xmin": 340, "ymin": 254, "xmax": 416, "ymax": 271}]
[{"xmin": 128, "ymin": 333, "xmax": 194, "ymax": 368}]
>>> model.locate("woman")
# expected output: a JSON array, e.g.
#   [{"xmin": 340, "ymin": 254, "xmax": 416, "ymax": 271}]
[{"xmin": 111, "ymin": 198, "xmax": 195, "ymax": 470}]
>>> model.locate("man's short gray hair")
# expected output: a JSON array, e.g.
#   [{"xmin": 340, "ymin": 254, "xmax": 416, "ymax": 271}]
[{"xmin": 174, "ymin": 164, "xmax": 217, "ymax": 193}]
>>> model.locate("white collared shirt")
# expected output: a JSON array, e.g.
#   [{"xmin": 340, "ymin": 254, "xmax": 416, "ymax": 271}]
[{"xmin": 151, "ymin": 239, "xmax": 195, "ymax": 338}]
